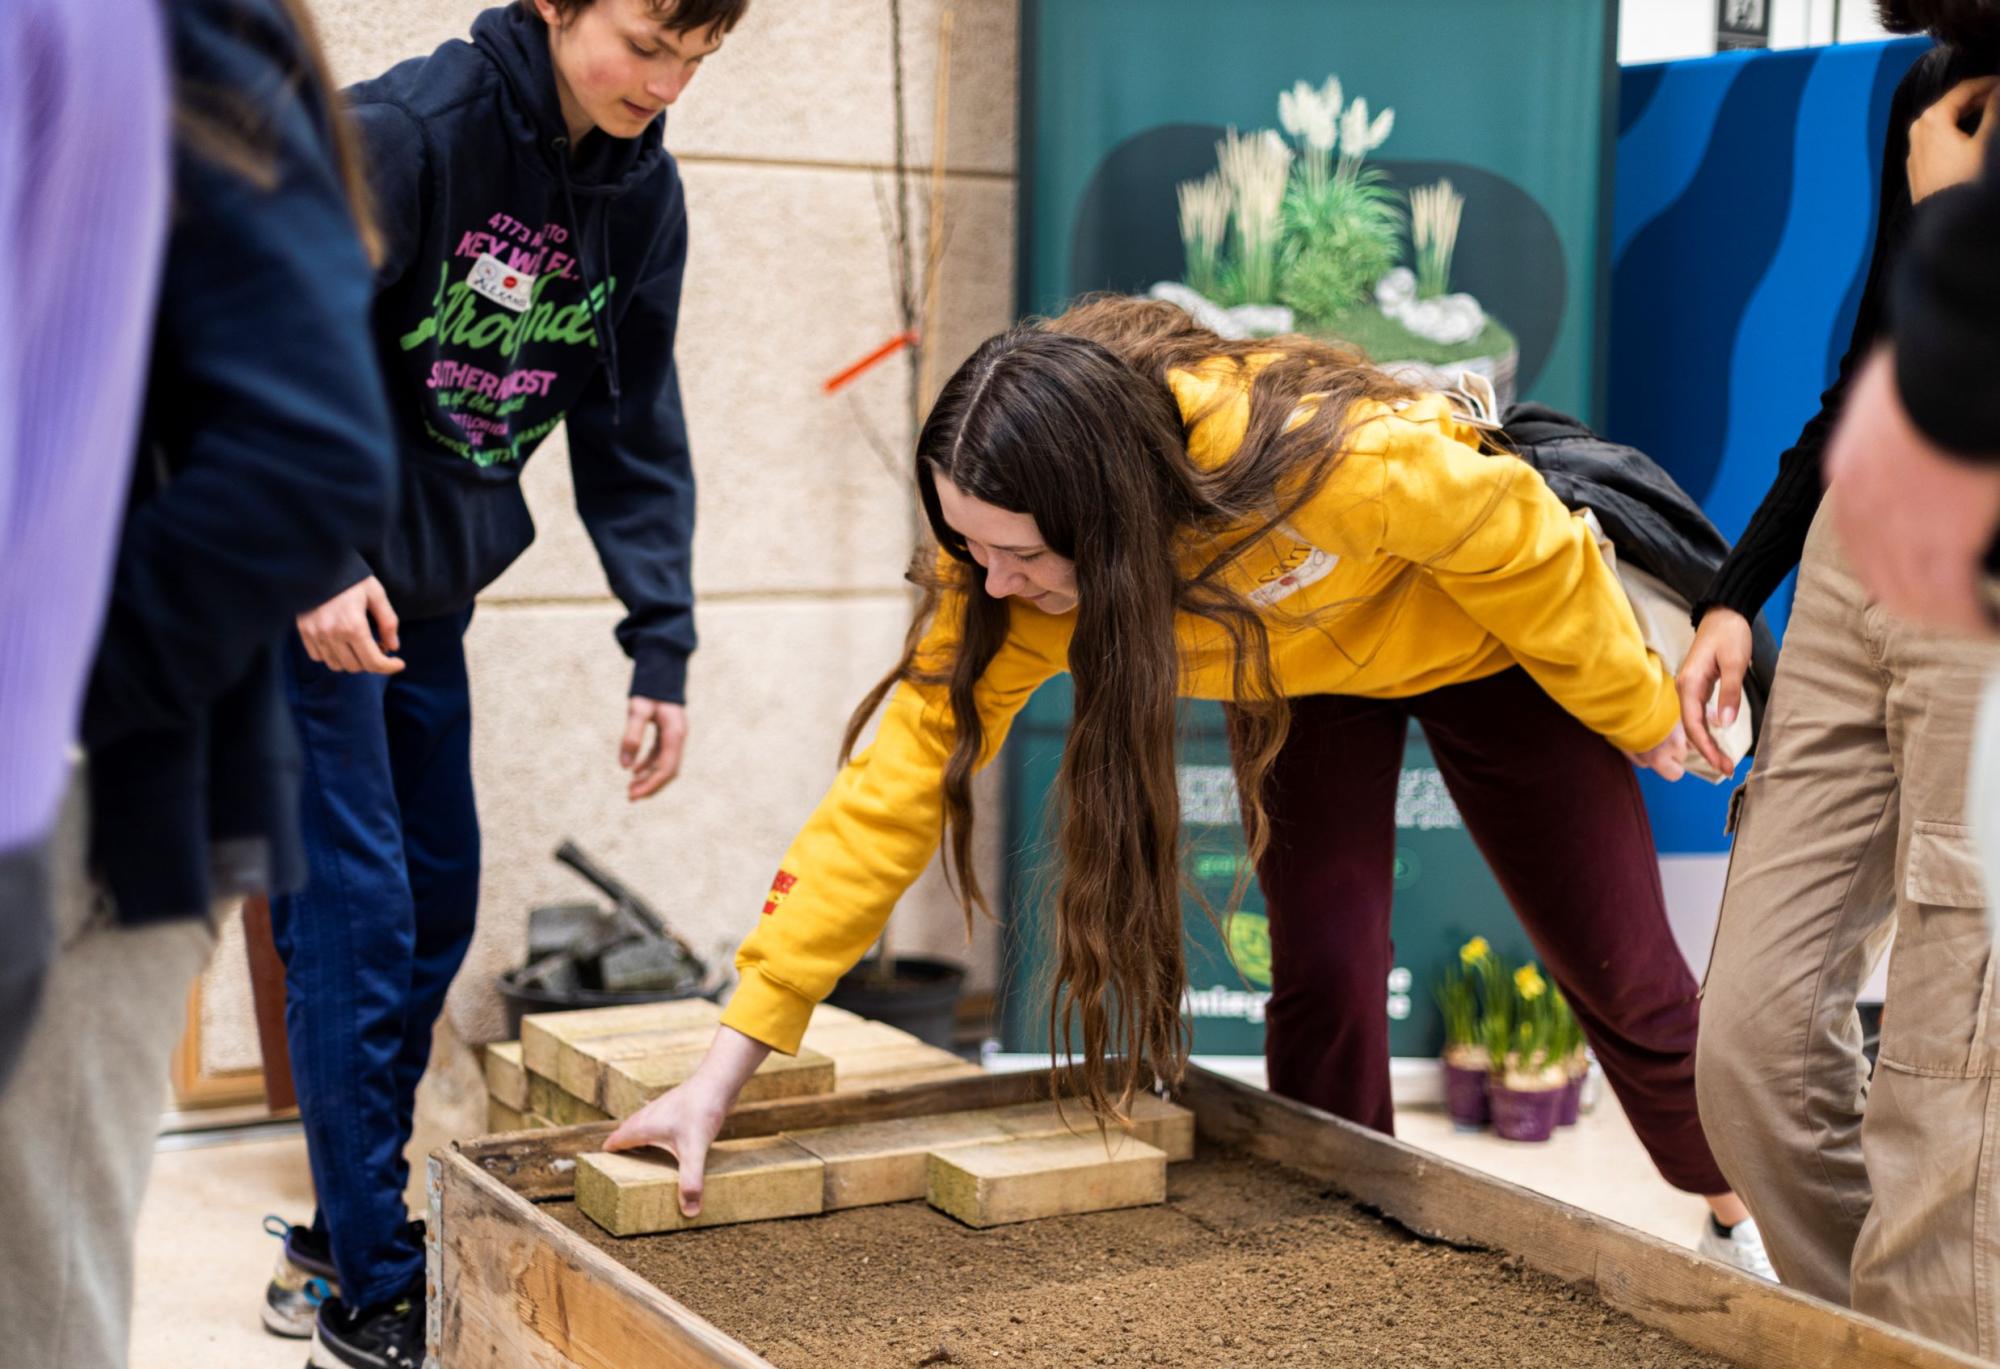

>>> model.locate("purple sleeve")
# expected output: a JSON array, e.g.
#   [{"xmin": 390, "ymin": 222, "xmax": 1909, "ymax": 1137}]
[{"xmin": 0, "ymin": 0, "xmax": 170, "ymax": 851}]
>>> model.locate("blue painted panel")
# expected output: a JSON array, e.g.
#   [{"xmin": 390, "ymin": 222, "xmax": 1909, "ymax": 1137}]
[{"xmin": 1608, "ymin": 38, "xmax": 1926, "ymax": 854}]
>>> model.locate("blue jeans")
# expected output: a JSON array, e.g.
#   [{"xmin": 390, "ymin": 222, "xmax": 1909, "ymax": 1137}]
[{"xmin": 270, "ymin": 608, "xmax": 478, "ymax": 1309}]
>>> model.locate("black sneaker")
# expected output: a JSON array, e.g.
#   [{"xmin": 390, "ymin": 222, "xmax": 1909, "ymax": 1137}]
[
  {"xmin": 263, "ymin": 1215, "xmax": 339, "ymax": 1339},
  {"xmin": 309, "ymin": 1284, "xmax": 425, "ymax": 1368}
]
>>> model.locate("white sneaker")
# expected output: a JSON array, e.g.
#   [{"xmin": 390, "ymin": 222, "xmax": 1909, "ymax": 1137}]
[{"xmin": 1697, "ymin": 1214, "xmax": 1776, "ymax": 1281}]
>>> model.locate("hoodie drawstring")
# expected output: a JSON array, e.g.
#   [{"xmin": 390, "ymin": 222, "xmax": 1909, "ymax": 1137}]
[{"xmin": 551, "ymin": 135, "xmax": 623, "ymax": 425}]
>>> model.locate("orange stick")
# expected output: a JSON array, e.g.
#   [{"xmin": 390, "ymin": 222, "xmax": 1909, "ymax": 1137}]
[{"xmin": 823, "ymin": 330, "xmax": 918, "ymax": 394}]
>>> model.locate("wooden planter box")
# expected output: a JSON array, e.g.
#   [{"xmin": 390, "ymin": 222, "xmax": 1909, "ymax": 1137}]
[{"xmin": 426, "ymin": 1065, "xmax": 1979, "ymax": 1368}]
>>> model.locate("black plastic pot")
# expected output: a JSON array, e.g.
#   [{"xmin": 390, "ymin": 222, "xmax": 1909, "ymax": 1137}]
[
  {"xmin": 824, "ymin": 956, "xmax": 967, "ymax": 1050},
  {"xmin": 496, "ymin": 966, "xmax": 717, "ymax": 1041}
]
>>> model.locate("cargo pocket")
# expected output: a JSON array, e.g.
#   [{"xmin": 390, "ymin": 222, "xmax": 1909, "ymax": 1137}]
[
  {"xmin": 1879, "ymin": 821, "xmax": 1999, "ymax": 1077},
  {"xmin": 1699, "ymin": 780, "xmax": 1755, "ymax": 997}
]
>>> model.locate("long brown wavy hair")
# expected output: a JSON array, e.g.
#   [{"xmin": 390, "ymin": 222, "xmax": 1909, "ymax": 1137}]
[{"xmin": 843, "ymin": 295, "xmax": 1419, "ymax": 1118}]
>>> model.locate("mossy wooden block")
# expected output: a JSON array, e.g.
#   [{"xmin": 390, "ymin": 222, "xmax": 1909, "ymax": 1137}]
[
  {"xmin": 485, "ymin": 1097, "xmax": 530, "ymax": 1133},
  {"xmin": 602, "ymin": 1045, "xmax": 836, "ymax": 1119},
  {"xmin": 555, "ymin": 1024, "xmax": 716, "ymax": 1108},
  {"xmin": 575, "ymin": 1137, "xmax": 824, "ymax": 1237},
  {"xmin": 518, "ymin": 998, "xmax": 721, "ymax": 1079},
  {"xmin": 925, "ymin": 1134, "xmax": 1167, "ymax": 1228},
  {"xmin": 483, "ymin": 1041, "xmax": 530, "ymax": 1112},
  {"xmin": 528, "ymin": 1071, "xmax": 611, "ymax": 1126}
]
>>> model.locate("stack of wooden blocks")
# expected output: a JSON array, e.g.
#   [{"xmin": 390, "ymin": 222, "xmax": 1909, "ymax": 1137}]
[
  {"xmin": 481, "ymin": 999, "xmax": 981, "ymax": 1133},
  {"xmin": 574, "ymin": 1090, "xmax": 1197, "ymax": 1236}
]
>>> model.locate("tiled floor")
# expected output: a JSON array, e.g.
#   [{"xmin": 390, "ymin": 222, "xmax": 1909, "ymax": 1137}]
[{"xmin": 129, "ymin": 1070, "xmax": 1710, "ymax": 1369}]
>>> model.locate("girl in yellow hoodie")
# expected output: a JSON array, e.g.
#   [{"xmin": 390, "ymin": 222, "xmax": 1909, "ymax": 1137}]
[{"xmin": 608, "ymin": 296, "xmax": 1763, "ymax": 1264}]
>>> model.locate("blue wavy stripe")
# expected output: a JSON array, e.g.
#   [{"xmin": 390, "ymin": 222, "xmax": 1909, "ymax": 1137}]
[
  {"xmin": 1612, "ymin": 53, "xmax": 1747, "ymax": 261},
  {"xmin": 1709, "ymin": 46, "xmax": 1882, "ymax": 546},
  {"xmin": 1609, "ymin": 51, "xmax": 1814, "ymax": 503}
]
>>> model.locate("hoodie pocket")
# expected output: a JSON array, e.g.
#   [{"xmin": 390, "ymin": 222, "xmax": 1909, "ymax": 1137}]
[
  {"xmin": 373, "ymin": 459, "xmax": 536, "ymax": 620},
  {"xmin": 1879, "ymin": 821, "xmax": 1998, "ymax": 1077}
]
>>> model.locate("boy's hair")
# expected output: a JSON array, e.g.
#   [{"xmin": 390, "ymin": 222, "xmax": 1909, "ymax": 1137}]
[
  {"xmin": 531, "ymin": 0, "xmax": 750, "ymax": 37},
  {"xmin": 1876, "ymin": 0, "xmax": 2000, "ymax": 55}
]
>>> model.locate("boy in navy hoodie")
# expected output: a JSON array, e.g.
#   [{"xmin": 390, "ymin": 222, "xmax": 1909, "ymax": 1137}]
[{"xmin": 263, "ymin": 2, "xmax": 745, "ymax": 1363}]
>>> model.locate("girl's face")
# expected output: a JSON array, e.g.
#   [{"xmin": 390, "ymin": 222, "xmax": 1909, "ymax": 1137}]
[
  {"xmin": 933, "ymin": 475, "xmax": 1079, "ymax": 614},
  {"xmin": 536, "ymin": 0, "xmax": 724, "ymax": 143}
]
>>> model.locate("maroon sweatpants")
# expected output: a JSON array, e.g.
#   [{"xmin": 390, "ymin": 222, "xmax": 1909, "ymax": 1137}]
[{"xmin": 1230, "ymin": 667, "xmax": 1729, "ymax": 1195}]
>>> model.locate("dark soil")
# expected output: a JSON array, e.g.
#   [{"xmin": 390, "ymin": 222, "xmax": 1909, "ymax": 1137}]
[{"xmin": 546, "ymin": 1146, "xmax": 1730, "ymax": 1368}]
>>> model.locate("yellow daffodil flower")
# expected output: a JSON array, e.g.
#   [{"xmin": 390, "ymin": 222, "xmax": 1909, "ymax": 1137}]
[
  {"xmin": 1459, "ymin": 936, "xmax": 1491, "ymax": 967},
  {"xmin": 1514, "ymin": 964, "xmax": 1546, "ymax": 1001}
]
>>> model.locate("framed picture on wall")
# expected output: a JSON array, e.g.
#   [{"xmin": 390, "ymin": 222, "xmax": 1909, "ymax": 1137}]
[{"xmin": 1716, "ymin": 0, "xmax": 1772, "ymax": 49}]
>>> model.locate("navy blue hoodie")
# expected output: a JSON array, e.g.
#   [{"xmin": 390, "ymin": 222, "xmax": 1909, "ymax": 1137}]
[
  {"xmin": 345, "ymin": 4, "xmax": 696, "ymax": 702},
  {"xmin": 82, "ymin": 0, "xmax": 396, "ymax": 922}
]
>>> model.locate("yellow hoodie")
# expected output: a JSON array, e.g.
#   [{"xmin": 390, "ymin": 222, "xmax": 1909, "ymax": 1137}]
[{"xmin": 722, "ymin": 358, "xmax": 1678, "ymax": 1054}]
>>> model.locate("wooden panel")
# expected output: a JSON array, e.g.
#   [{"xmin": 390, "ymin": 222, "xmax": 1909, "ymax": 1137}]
[
  {"xmin": 575, "ymin": 1138, "xmax": 825, "ymax": 1237},
  {"xmin": 431, "ymin": 1148, "xmax": 772, "ymax": 1368},
  {"xmin": 603, "ymin": 1047, "xmax": 836, "ymax": 1119},
  {"xmin": 1179, "ymin": 1070, "xmax": 1983, "ymax": 1369},
  {"xmin": 463, "ymin": 1067, "xmax": 1090, "ymax": 1201},
  {"xmin": 830, "ymin": 1042, "xmax": 983, "ymax": 1094},
  {"xmin": 519, "ymin": 1000, "xmax": 723, "ymax": 1081},
  {"xmin": 170, "ymin": 975, "xmax": 267, "ymax": 1110},
  {"xmin": 485, "ymin": 1042, "xmax": 531, "ymax": 1112},
  {"xmin": 926, "ymin": 1135, "xmax": 1167, "ymax": 1228}
]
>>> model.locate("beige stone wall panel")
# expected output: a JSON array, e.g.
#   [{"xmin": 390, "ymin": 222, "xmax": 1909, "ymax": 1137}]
[{"xmin": 669, "ymin": 0, "xmax": 1019, "ymax": 176}]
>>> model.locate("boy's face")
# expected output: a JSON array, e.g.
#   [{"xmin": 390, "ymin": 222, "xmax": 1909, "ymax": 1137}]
[{"xmin": 535, "ymin": 0, "xmax": 725, "ymax": 141}]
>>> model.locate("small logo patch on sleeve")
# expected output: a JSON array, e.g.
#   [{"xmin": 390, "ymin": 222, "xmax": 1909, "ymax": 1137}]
[{"xmin": 762, "ymin": 870, "xmax": 798, "ymax": 916}]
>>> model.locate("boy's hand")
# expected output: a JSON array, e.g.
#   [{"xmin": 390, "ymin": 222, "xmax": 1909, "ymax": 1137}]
[
  {"xmin": 1676, "ymin": 608, "xmax": 1753, "ymax": 778},
  {"xmin": 296, "ymin": 576, "xmax": 403, "ymax": 674},
  {"xmin": 621, "ymin": 696, "xmax": 687, "ymax": 800},
  {"xmin": 1908, "ymin": 76, "xmax": 2000, "ymax": 202}
]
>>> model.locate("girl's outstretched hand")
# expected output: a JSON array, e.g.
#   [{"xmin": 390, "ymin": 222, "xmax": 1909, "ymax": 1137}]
[
  {"xmin": 1626, "ymin": 722, "xmax": 1690, "ymax": 782},
  {"xmin": 603, "ymin": 1025, "xmax": 772, "ymax": 1218}
]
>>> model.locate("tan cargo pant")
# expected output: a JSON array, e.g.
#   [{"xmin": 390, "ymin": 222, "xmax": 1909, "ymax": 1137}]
[
  {"xmin": 0, "ymin": 777, "xmax": 217, "ymax": 1369},
  {"xmin": 1697, "ymin": 506, "xmax": 2000, "ymax": 1357}
]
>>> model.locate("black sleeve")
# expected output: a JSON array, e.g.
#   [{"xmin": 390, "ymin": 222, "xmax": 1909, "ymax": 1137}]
[
  {"xmin": 1696, "ymin": 60, "xmax": 1928, "ymax": 623},
  {"xmin": 566, "ymin": 187, "xmax": 696, "ymax": 704},
  {"xmin": 80, "ymin": 0, "xmax": 395, "ymax": 748},
  {"xmin": 1893, "ymin": 122, "xmax": 2000, "ymax": 458}
]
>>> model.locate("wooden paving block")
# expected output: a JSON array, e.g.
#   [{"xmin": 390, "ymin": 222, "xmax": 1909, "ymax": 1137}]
[
  {"xmin": 828, "ymin": 1041, "xmax": 981, "ymax": 1093},
  {"xmin": 575, "ymin": 1137, "xmax": 824, "ymax": 1237},
  {"xmin": 602, "ymin": 1045, "xmax": 836, "ymax": 1118},
  {"xmin": 555, "ymin": 1025, "xmax": 716, "ymax": 1107},
  {"xmin": 786, "ymin": 1095, "xmax": 1193, "ymax": 1210},
  {"xmin": 987, "ymin": 1095, "xmax": 1197, "ymax": 1162},
  {"xmin": 519, "ymin": 999, "xmax": 722, "ymax": 1080},
  {"xmin": 798, "ymin": 1017, "xmax": 920, "ymax": 1054},
  {"xmin": 787, "ymin": 1109, "xmax": 1019, "ymax": 1209},
  {"xmin": 486, "ymin": 1097, "xmax": 530, "ymax": 1134},
  {"xmin": 529, "ymin": 1071, "xmax": 611, "ymax": 1126},
  {"xmin": 926, "ymin": 1134, "xmax": 1167, "ymax": 1228},
  {"xmin": 483, "ymin": 1041, "xmax": 530, "ymax": 1112}
]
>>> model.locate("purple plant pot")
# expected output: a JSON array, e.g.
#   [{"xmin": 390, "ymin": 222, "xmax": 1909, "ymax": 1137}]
[
  {"xmin": 1441, "ymin": 1058, "xmax": 1491, "ymax": 1131},
  {"xmin": 1557, "ymin": 1064, "xmax": 1589, "ymax": 1127},
  {"xmin": 1490, "ymin": 1083, "xmax": 1563, "ymax": 1142}
]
